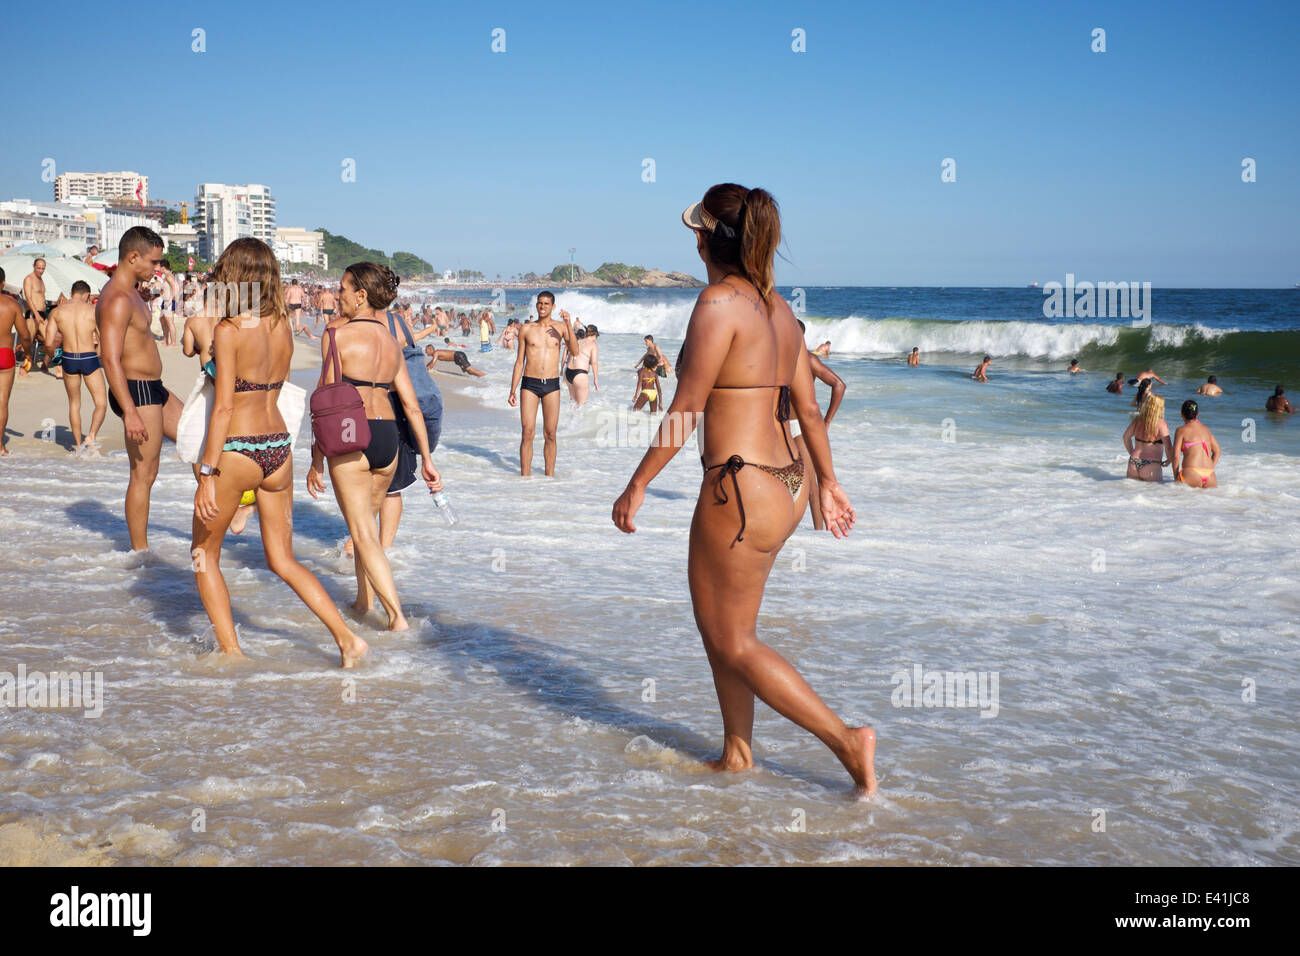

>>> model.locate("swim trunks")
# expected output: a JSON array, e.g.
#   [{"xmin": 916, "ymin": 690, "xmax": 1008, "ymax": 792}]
[
  {"xmin": 521, "ymin": 375, "xmax": 560, "ymax": 397},
  {"xmin": 62, "ymin": 351, "xmax": 101, "ymax": 376},
  {"xmin": 0, "ymin": 347, "xmax": 14, "ymax": 371},
  {"xmin": 109, "ymin": 378, "xmax": 169, "ymax": 418},
  {"xmin": 453, "ymin": 351, "xmax": 471, "ymax": 372}
]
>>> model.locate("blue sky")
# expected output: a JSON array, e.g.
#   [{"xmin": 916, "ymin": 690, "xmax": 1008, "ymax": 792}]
[{"xmin": 5, "ymin": 0, "xmax": 1297, "ymax": 285}]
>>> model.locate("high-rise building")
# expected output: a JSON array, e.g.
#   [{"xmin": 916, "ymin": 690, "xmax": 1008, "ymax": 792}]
[
  {"xmin": 54, "ymin": 171, "xmax": 148, "ymax": 205},
  {"xmin": 195, "ymin": 183, "xmax": 276, "ymax": 259}
]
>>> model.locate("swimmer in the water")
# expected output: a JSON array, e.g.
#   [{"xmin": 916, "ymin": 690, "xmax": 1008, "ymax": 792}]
[
  {"xmin": 1068, "ymin": 358, "xmax": 1084, "ymax": 373},
  {"xmin": 1265, "ymin": 385, "xmax": 1294, "ymax": 414},
  {"xmin": 907, "ymin": 347, "xmax": 919, "ymax": 367},
  {"xmin": 973, "ymin": 355, "xmax": 991, "ymax": 382},
  {"xmin": 1195, "ymin": 375, "xmax": 1223, "ymax": 397},
  {"xmin": 1106, "ymin": 372, "xmax": 1124, "ymax": 394}
]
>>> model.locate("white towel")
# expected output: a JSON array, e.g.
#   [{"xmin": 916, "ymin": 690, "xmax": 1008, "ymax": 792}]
[{"xmin": 175, "ymin": 374, "xmax": 309, "ymax": 463}]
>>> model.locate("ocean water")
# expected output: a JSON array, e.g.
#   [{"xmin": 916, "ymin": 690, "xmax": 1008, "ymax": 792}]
[{"xmin": 1, "ymin": 287, "xmax": 1296, "ymax": 865}]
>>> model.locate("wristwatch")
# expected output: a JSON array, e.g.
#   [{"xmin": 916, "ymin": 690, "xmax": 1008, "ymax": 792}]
[{"xmin": 199, "ymin": 463, "xmax": 221, "ymax": 477}]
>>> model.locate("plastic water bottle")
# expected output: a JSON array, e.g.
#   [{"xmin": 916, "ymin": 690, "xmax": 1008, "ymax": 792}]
[{"xmin": 432, "ymin": 491, "xmax": 457, "ymax": 526}]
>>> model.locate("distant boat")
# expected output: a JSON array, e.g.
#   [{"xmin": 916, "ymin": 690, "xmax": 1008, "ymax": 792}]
[{"xmin": 1027, "ymin": 282, "xmax": 1040, "ymax": 289}]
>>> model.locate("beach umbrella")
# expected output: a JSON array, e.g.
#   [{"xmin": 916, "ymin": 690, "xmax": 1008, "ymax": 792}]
[
  {"xmin": 92, "ymin": 249, "xmax": 120, "ymax": 268},
  {"xmin": 0, "ymin": 254, "xmax": 108, "ymax": 298},
  {"xmin": 47, "ymin": 238, "xmax": 87, "ymax": 258},
  {"xmin": 1, "ymin": 242, "xmax": 67, "ymax": 258}
]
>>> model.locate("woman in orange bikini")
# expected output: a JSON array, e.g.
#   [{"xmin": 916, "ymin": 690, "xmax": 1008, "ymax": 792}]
[
  {"xmin": 1123, "ymin": 394, "xmax": 1173, "ymax": 481},
  {"xmin": 1172, "ymin": 399, "xmax": 1221, "ymax": 488},
  {"xmin": 612, "ymin": 184, "xmax": 876, "ymax": 795}
]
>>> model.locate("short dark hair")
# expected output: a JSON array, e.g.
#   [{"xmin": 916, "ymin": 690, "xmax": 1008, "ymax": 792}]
[
  {"xmin": 1276, "ymin": 386, "xmax": 1286, "ymax": 396},
  {"xmin": 644, "ymin": 334, "xmax": 654, "ymax": 342},
  {"xmin": 537, "ymin": 290, "xmax": 555, "ymax": 304},
  {"xmin": 71, "ymin": 280, "xmax": 91, "ymax": 295},
  {"xmin": 119, "ymin": 225, "xmax": 163, "ymax": 259},
  {"xmin": 983, "ymin": 355, "xmax": 991, "ymax": 362},
  {"xmin": 1208, "ymin": 375, "xmax": 1217, "ymax": 383},
  {"xmin": 1069, "ymin": 358, "xmax": 1078, "ymax": 365},
  {"xmin": 0, "ymin": 267, "xmax": 5, "ymax": 285}
]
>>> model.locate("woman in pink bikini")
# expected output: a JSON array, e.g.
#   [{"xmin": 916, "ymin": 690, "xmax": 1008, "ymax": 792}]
[
  {"xmin": 1172, "ymin": 399, "xmax": 1221, "ymax": 488},
  {"xmin": 1122, "ymin": 394, "xmax": 1173, "ymax": 481}
]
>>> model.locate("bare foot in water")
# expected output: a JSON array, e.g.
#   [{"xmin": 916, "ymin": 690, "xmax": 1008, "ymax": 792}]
[
  {"xmin": 387, "ymin": 613, "xmax": 409, "ymax": 632},
  {"xmin": 705, "ymin": 737, "xmax": 754, "ymax": 772},
  {"xmin": 340, "ymin": 634, "xmax": 368, "ymax": 668},
  {"xmin": 842, "ymin": 726, "xmax": 877, "ymax": 797},
  {"xmin": 230, "ymin": 503, "xmax": 254, "ymax": 535}
]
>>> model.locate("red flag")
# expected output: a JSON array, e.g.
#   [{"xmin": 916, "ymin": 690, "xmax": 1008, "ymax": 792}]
[{"xmin": 136, "ymin": 180, "xmax": 144, "ymax": 207}]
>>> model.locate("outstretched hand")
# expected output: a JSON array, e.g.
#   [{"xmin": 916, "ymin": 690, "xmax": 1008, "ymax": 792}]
[{"xmin": 820, "ymin": 481, "xmax": 856, "ymax": 538}]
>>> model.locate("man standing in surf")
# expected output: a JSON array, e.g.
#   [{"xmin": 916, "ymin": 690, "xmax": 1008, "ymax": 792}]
[
  {"xmin": 97, "ymin": 226, "xmax": 183, "ymax": 551},
  {"xmin": 508, "ymin": 291, "xmax": 580, "ymax": 476}
]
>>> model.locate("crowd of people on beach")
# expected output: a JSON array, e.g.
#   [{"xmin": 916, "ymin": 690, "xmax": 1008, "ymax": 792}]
[{"xmin": 3, "ymin": 185, "xmax": 1297, "ymax": 797}]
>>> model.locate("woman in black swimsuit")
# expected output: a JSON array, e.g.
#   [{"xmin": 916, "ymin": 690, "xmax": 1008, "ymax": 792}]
[
  {"xmin": 307, "ymin": 263, "xmax": 441, "ymax": 632},
  {"xmin": 612, "ymin": 184, "xmax": 876, "ymax": 795},
  {"xmin": 191, "ymin": 238, "xmax": 367, "ymax": 667}
]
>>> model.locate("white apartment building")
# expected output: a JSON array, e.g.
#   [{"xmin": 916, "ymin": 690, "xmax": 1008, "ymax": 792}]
[
  {"xmin": 54, "ymin": 171, "xmax": 148, "ymax": 205},
  {"xmin": 60, "ymin": 197, "xmax": 156, "ymax": 254},
  {"xmin": 272, "ymin": 227, "xmax": 328, "ymax": 269},
  {"xmin": 0, "ymin": 200, "xmax": 93, "ymax": 251},
  {"xmin": 195, "ymin": 183, "xmax": 276, "ymax": 258},
  {"xmin": 199, "ymin": 194, "xmax": 252, "ymax": 260}
]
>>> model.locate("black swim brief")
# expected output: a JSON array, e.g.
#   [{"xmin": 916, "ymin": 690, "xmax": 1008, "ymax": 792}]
[
  {"xmin": 521, "ymin": 375, "xmax": 560, "ymax": 397},
  {"xmin": 109, "ymin": 378, "xmax": 169, "ymax": 418}
]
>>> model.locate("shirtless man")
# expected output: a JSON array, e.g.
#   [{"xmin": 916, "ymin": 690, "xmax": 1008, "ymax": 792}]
[
  {"xmin": 84, "ymin": 245, "xmax": 100, "ymax": 263},
  {"xmin": 426, "ymin": 344, "xmax": 486, "ymax": 377},
  {"xmin": 1196, "ymin": 375, "xmax": 1223, "ymax": 397},
  {"xmin": 508, "ymin": 291, "xmax": 580, "ymax": 476},
  {"xmin": 22, "ymin": 259, "xmax": 50, "ymax": 373},
  {"xmin": 285, "ymin": 279, "xmax": 311, "ymax": 337},
  {"xmin": 319, "ymin": 285, "xmax": 337, "ymax": 325},
  {"xmin": 813, "ymin": 341, "xmax": 832, "ymax": 358},
  {"xmin": 0, "ymin": 268, "xmax": 28, "ymax": 455},
  {"xmin": 1266, "ymin": 386, "xmax": 1295, "ymax": 414},
  {"xmin": 1068, "ymin": 359, "xmax": 1084, "ymax": 373},
  {"xmin": 907, "ymin": 347, "xmax": 920, "ymax": 367},
  {"xmin": 44, "ymin": 280, "xmax": 107, "ymax": 454},
  {"xmin": 1134, "ymin": 368, "xmax": 1167, "ymax": 386},
  {"xmin": 973, "ymin": 355, "xmax": 992, "ymax": 382},
  {"xmin": 97, "ymin": 226, "xmax": 183, "ymax": 551},
  {"xmin": 1106, "ymin": 372, "xmax": 1125, "ymax": 394},
  {"xmin": 643, "ymin": 335, "xmax": 672, "ymax": 377}
]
